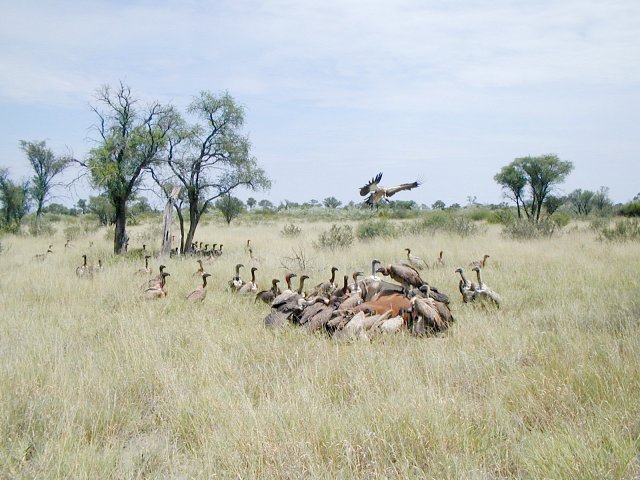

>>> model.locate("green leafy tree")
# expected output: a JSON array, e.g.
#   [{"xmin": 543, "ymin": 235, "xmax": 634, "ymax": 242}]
[
  {"xmin": 88, "ymin": 194, "xmax": 116, "ymax": 226},
  {"xmin": 544, "ymin": 194, "xmax": 564, "ymax": 216},
  {"xmin": 77, "ymin": 83, "xmax": 178, "ymax": 254},
  {"xmin": 432, "ymin": 200, "xmax": 446, "ymax": 210},
  {"xmin": 20, "ymin": 140, "xmax": 69, "ymax": 220},
  {"xmin": 323, "ymin": 196, "xmax": 342, "ymax": 209},
  {"xmin": 592, "ymin": 186, "xmax": 613, "ymax": 214},
  {"xmin": 76, "ymin": 199, "xmax": 88, "ymax": 214},
  {"xmin": 246, "ymin": 197, "xmax": 256, "ymax": 210},
  {"xmin": 494, "ymin": 164, "xmax": 527, "ymax": 219},
  {"xmin": 215, "ymin": 195, "xmax": 245, "ymax": 224},
  {"xmin": 568, "ymin": 189, "xmax": 595, "ymax": 216},
  {"xmin": 495, "ymin": 154, "xmax": 573, "ymax": 223},
  {"xmin": 0, "ymin": 168, "xmax": 30, "ymax": 232},
  {"xmin": 258, "ymin": 199, "xmax": 275, "ymax": 211},
  {"xmin": 152, "ymin": 91, "xmax": 270, "ymax": 253}
]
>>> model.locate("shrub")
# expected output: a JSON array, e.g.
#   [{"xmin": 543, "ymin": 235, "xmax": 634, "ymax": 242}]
[
  {"xmin": 63, "ymin": 220, "xmax": 99, "ymax": 241},
  {"xmin": 467, "ymin": 208, "xmax": 491, "ymax": 222},
  {"xmin": 281, "ymin": 223, "xmax": 302, "ymax": 237},
  {"xmin": 597, "ymin": 219, "xmax": 640, "ymax": 242},
  {"xmin": 620, "ymin": 202, "xmax": 640, "ymax": 217},
  {"xmin": 313, "ymin": 224, "xmax": 353, "ymax": 250},
  {"xmin": 356, "ymin": 219, "xmax": 397, "ymax": 241},
  {"xmin": 501, "ymin": 219, "xmax": 559, "ymax": 240},
  {"xmin": 403, "ymin": 212, "xmax": 480, "ymax": 238},
  {"xmin": 28, "ymin": 219, "xmax": 56, "ymax": 237},
  {"xmin": 487, "ymin": 209, "xmax": 514, "ymax": 225}
]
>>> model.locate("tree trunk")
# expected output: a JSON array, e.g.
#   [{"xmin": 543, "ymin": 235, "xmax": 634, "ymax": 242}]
[
  {"xmin": 160, "ymin": 186, "xmax": 181, "ymax": 259},
  {"xmin": 183, "ymin": 209, "xmax": 200, "ymax": 255},
  {"xmin": 175, "ymin": 206, "xmax": 185, "ymax": 254},
  {"xmin": 114, "ymin": 199, "xmax": 128, "ymax": 254}
]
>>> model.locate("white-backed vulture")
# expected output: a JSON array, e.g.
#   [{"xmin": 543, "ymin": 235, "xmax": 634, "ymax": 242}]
[
  {"xmin": 470, "ymin": 254, "xmax": 490, "ymax": 269},
  {"xmin": 144, "ymin": 272, "xmax": 170, "ymax": 299},
  {"xmin": 238, "ymin": 267, "xmax": 259, "ymax": 294},
  {"xmin": 229, "ymin": 264, "xmax": 245, "ymax": 292},
  {"xmin": 187, "ymin": 273, "xmax": 211, "ymax": 302},
  {"xmin": 405, "ymin": 248, "xmax": 429, "ymax": 270},
  {"xmin": 471, "ymin": 266, "xmax": 501, "ymax": 307},
  {"xmin": 359, "ymin": 172, "xmax": 420, "ymax": 208}
]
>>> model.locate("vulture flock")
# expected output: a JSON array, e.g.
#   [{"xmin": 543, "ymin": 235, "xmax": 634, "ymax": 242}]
[
  {"xmin": 61, "ymin": 170, "xmax": 500, "ymax": 340},
  {"xmin": 248, "ymin": 254, "xmax": 500, "ymax": 340},
  {"xmin": 67, "ymin": 240, "xmax": 500, "ymax": 341}
]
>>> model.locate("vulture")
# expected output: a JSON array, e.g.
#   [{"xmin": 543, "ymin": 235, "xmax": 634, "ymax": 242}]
[
  {"xmin": 471, "ymin": 266, "xmax": 501, "ymax": 307},
  {"xmin": 255, "ymin": 279, "xmax": 280, "ymax": 304},
  {"xmin": 238, "ymin": 267, "xmax": 259, "ymax": 294},
  {"xmin": 187, "ymin": 273, "xmax": 211, "ymax": 302},
  {"xmin": 405, "ymin": 248, "xmax": 429, "ymax": 270},
  {"xmin": 310, "ymin": 266, "xmax": 338, "ymax": 297},
  {"xmin": 455, "ymin": 267, "xmax": 476, "ymax": 303},
  {"xmin": 359, "ymin": 172, "xmax": 420, "ymax": 208},
  {"xmin": 76, "ymin": 255, "xmax": 93, "ymax": 279},
  {"xmin": 228, "ymin": 264, "xmax": 245, "ymax": 292},
  {"xmin": 470, "ymin": 254, "xmax": 490, "ymax": 269},
  {"xmin": 143, "ymin": 272, "xmax": 170, "ymax": 299}
]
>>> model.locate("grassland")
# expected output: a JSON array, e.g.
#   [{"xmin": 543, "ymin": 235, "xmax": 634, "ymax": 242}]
[{"xmin": 0, "ymin": 218, "xmax": 639, "ymax": 478}]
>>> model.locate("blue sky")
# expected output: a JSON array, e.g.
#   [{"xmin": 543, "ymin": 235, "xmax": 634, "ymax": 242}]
[{"xmin": 1, "ymin": 0, "xmax": 638, "ymax": 207}]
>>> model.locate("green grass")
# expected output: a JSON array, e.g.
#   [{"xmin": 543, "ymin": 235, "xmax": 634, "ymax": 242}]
[{"xmin": 0, "ymin": 219, "xmax": 639, "ymax": 478}]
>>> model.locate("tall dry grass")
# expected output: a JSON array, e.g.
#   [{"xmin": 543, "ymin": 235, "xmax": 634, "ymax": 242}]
[{"xmin": 0, "ymin": 219, "xmax": 639, "ymax": 478}]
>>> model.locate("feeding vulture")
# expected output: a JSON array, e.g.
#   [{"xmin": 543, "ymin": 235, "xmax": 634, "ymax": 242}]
[{"xmin": 359, "ymin": 172, "xmax": 420, "ymax": 208}]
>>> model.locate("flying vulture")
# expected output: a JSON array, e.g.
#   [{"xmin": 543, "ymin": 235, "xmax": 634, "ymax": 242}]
[{"xmin": 359, "ymin": 172, "xmax": 420, "ymax": 208}]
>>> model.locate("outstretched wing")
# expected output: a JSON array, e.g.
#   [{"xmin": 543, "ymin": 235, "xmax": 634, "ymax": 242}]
[
  {"xmin": 384, "ymin": 181, "xmax": 420, "ymax": 197},
  {"xmin": 359, "ymin": 172, "xmax": 383, "ymax": 196}
]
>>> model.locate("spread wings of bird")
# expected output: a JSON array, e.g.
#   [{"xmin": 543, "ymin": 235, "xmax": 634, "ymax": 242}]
[{"xmin": 359, "ymin": 172, "xmax": 420, "ymax": 206}]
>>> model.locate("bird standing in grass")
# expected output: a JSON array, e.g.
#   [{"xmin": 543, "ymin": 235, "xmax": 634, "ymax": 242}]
[
  {"xmin": 144, "ymin": 272, "xmax": 170, "ymax": 299},
  {"xmin": 187, "ymin": 273, "xmax": 211, "ymax": 302},
  {"xmin": 405, "ymin": 248, "xmax": 428, "ymax": 270}
]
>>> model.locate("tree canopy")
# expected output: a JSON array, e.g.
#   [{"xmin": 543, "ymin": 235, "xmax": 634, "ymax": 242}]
[
  {"xmin": 152, "ymin": 90, "xmax": 270, "ymax": 253},
  {"xmin": 80, "ymin": 83, "xmax": 178, "ymax": 253},
  {"xmin": 495, "ymin": 154, "xmax": 573, "ymax": 223},
  {"xmin": 20, "ymin": 140, "xmax": 69, "ymax": 219}
]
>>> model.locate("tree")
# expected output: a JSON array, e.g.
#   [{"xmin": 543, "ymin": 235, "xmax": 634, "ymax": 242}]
[
  {"xmin": 215, "ymin": 195, "xmax": 245, "ymax": 224},
  {"xmin": 544, "ymin": 194, "xmax": 564, "ymax": 216},
  {"xmin": 153, "ymin": 91, "xmax": 270, "ymax": 253},
  {"xmin": 258, "ymin": 199, "xmax": 275, "ymax": 211},
  {"xmin": 323, "ymin": 196, "xmax": 341, "ymax": 209},
  {"xmin": 88, "ymin": 194, "xmax": 116, "ymax": 226},
  {"xmin": 432, "ymin": 200, "xmax": 446, "ymax": 210},
  {"xmin": 494, "ymin": 164, "xmax": 527, "ymax": 219},
  {"xmin": 246, "ymin": 197, "xmax": 256, "ymax": 210},
  {"xmin": 592, "ymin": 186, "xmax": 612, "ymax": 214},
  {"xmin": 0, "ymin": 168, "xmax": 30, "ymax": 232},
  {"xmin": 567, "ymin": 189, "xmax": 594, "ymax": 216},
  {"xmin": 77, "ymin": 199, "xmax": 88, "ymax": 214},
  {"xmin": 20, "ymin": 140, "xmax": 69, "ymax": 220},
  {"xmin": 77, "ymin": 83, "xmax": 178, "ymax": 254},
  {"xmin": 495, "ymin": 154, "xmax": 573, "ymax": 223}
]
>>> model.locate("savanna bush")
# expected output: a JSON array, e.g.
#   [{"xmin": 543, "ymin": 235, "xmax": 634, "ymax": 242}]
[
  {"xmin": 403, "ymin": 212, "xmax": 480, "ymax": 238},
  {"xmin": 487, "ymin": 209, "xmax": 514, "ymax": 225},
  {"xmin": 280, "ymin": 223, "xmax": 302, "ymax": 237},
  {"xmin": 620, "ymin": 201, "xmax": 640, "ymax": 217},
  {"xmin": 356, "ymin": 219, "xmax": 397, "ymax": 240},
  {"xmin": 63, "ymin": 220, "xmax": 99, "ymax": 241},
  {"xmin": 501, "ymin": 219, "xmax": 560, "ymax": 240},
  {"xmin": 313, "ymin": 224, "xmax": 353, "ymax": 250},
  {"xmin": 27, "ymin": 218, "xmax": 55, "ymax": 237},
  {"xmin": 597, "ymin": 219, "xmax": 640, "ymax": 242}
]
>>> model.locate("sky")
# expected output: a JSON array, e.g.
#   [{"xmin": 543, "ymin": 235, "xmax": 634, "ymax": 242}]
[{"xmin": 0, "ymin": 0, "xmax": 638, "ymax": 208}]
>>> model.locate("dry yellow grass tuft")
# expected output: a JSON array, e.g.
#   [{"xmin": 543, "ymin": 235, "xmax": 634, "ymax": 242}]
[{"xmin": 0, "ymin": 220, "xmax": 639, "ymax": 478}]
